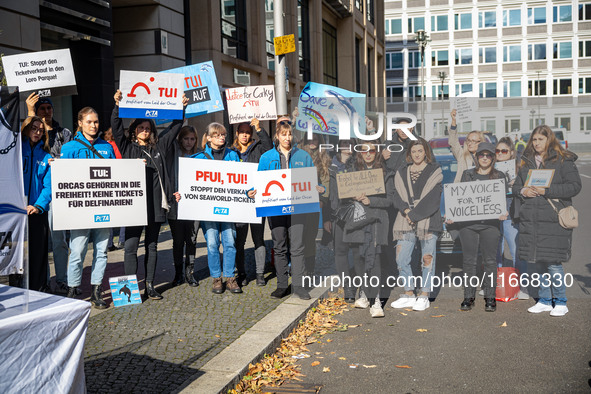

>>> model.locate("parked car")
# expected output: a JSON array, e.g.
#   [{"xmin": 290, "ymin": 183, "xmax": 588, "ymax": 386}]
[
  {"xmin": 428, "ymin": 133, "xmax": 494, "ymax": 157},
  {"xmin": 508, "ymin": 127, "xmax": 568, "ymax": 149}
]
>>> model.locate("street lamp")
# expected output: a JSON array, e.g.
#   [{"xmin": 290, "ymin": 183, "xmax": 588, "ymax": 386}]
[
  {"xmin": 415, "ymin": 30, "xmax": 430, "ymax": 137},
  {"xmin": 438, "ymin": 71, "xmax": 446, "ymax": 135},
  {"xmin": 536, "ymin": 70, "xmax": 542, "ymax": 125},
  {"xmin": 530, "ymin": 109, "xmax": 536, "ymax": 130}
]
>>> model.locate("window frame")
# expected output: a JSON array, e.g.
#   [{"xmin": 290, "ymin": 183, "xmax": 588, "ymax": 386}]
[
  {"xmin": 553, "ymin": 41, "xmax": 572, "ymax": 59},
  {"xmin": 553, "ymin": 4, "xmax": 572, "ymax": 23},
  {"xmin": 503, "ymin": 44, "xmax": 522, "ymax": 62},
  {"xmin": 478, "ymin": 10, "xmax": 497, "ymax": 28},
  {"xmin": 431, "ymin": 14, "xmax": 449, "ymax": 32},
  {"xmin": 386, "ymin": 52, "xmax": 404, "ymax": 70},
  {"xmin": 479, "ymin": 46, "xmax": 497, "ymax": 64},
  {"xmin": 431, "ymin": 49, "xmax": 449, "ymax": 66},
  {"xmin": 220, "ymin": 0, "xmax": 248, "ymax": 61},
  {"xmin": 479, "ymin": 81, "xmax": 498, "ymax": 98},
  {"xmin": 580, "ymin": 3, "xmax": 591, "ymax": 21},
  {"xmin": 455, "ymin": 83, "xmax": 474, "ymax": 96},
  {"xmin": 528, "ymin": 43, "xmax": 547, "ymax": 61},
  {"xmin": 528, "ymin": 7, "xmax": 547, "ymax": 25},
  {"xmin": 385, "ymin": 18, "xmax": 402, "ymax": 35},
  {"xmin": 454, "ymin": 13, "xmax": 472, "ymax": 30},
  {"xmin": 503, "ymin": 9, "xmax": 521, "ymax": 26},
  {"xmin": 503, "ymin": 80, "xmax": 522, "ymax": 97},
  {"xmin": 455, "ymin": 48, "xmax": 473, "ymax": 65},
  {"xmin": 528, "ymin": 79, "xmax": 547, "ymax": 96},
  {"xmin": 579, "ymin": 76, "xmax": 591, "ymax": 94},
  {"xmin": 408, "ymin": 16, "xmax": 425, "ymax": 33}
]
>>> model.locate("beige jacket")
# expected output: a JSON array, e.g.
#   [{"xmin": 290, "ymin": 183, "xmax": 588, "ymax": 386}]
[{"xmin": 448, "ymin": 125, "xmax": 475, "ymax": 183}]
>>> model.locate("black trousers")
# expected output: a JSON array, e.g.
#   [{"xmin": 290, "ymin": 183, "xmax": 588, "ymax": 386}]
[
  {"xmin": 124, "ymin": 221, "xmax": 162, "ymax": 282},
  {"xmin": 459, "ymin": 224, "xmax": 500, "ymax": 299},
  {"xmin": 268, "ymin": 214, "xmax": 307, "ymax": 289},
  {"xmin": 235, "ymin": 221, "xmax": 266, "ymax": 275},
  {"xmin": 169, "ymin": 219, "xmax": 196, "ymax": 267},
  {"xmin": 28, "ymin": 212, "xmax": 49, "ymax": 291},
  {"xmin": 333, "ymin": 221, "xmax": 355, "ymax": 298}
]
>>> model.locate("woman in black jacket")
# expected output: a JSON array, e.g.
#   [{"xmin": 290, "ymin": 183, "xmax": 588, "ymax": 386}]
[
  {"xmin": 513, "ymin": 125, "xmax": 581, "ymax": 317},
  {"xmin": 112, "ymin": 90, "xmax": 188, "ymax": 299},
  {"xmin": 231, "ymin": 118, "xmax": 273, "ymax": 287}
]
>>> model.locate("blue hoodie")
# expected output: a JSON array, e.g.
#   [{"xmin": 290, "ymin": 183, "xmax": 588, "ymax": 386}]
[
  {"xmin": 257, "ymin": 145, "xmax": 313, "ymax": 171},
  {"xmin": 22, "ymin": 138, "xmax": 52, "ymax": 212},
  {"xmin": 60, "ymin": 131, "xmax": 115, "ymax": 159},
  {"xmin": 190, "ymin": 143, "xmax": 239, "ymax": 162}
]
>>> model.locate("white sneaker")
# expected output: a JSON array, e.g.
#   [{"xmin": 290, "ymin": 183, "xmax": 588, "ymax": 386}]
[
  {"xmin": 478, "ymin": 289, "xmax": 484, "ymax": 296},
  {"xmin": 370, "ymin": 298, "xmax": 384, "ymax": 318},
  {"xmin": 527, "ymin": 302, "xmax": 553, "ymax": 313},
  {"xmin": 517, "ymin": 290, "xmax": 530, "ymax": 300},
  {"xmin": 550, "ymin": 305, "xmax": 569, "ymax": 317},
  {"xmin": 354, "ymin": 291, "xmax": 370, "ymax": 309},
  {"xmin": 413, "ymin": 297, "xmax": 430, "ymax": 311},
  {"xmin": 390, "ymin": 295, "xmax": 416, "ymax": 309}
]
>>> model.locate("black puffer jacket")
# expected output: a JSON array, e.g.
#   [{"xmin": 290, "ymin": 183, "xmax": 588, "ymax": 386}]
[
  {"xmin": 229, "ymin": 127, "xmax": 273, "ymax": 163},
  {"xmin": 512, "ymin": 150, "xmax": 581, "ymax": 263}
]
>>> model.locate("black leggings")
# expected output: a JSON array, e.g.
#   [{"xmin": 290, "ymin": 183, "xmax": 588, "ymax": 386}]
[
  {"xmin": 333, "ymin": 221, "xmax": 355, "ymax": 298},
  {"xmin": 459, "ymin": 224, "xmax": 500, "ymax": 299},
  {"xmin": 235, "ymin": 221, "xmax": 265, "ymax": 275},
  {"xmin": 124, "ymin": 221, "xmax": 162, "ymax": 282},
  {"xmin": 168, "ymin": 219, "xmax": 196, "ymax": 267},
  {"xmin": 29, "ymin": 212, "xmax": 49, "ymax": 291}
]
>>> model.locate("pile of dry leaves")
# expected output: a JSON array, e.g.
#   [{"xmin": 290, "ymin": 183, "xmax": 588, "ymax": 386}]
[{"xmin": 229, "ymin": 297, "xmax": 348, "ymax": 393}]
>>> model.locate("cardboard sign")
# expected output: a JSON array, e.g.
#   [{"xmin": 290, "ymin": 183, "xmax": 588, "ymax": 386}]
[
  {"xmin": 495, "ymin": 159, "xmax": 516, "ymax": 182},
  {"xmin": 254, "ymin": 167, "xmax": 320, "ymax": 217},
  {"xmin": 109, "ymin": 275, "xmax": 142, "ymax": 307},
  {"xmin": 274, "ymin": 34, "xmax": 296, "ymax": 55},
  {"xmin": 336, "ymin": 169, "xmax": 385, "ymax": 199},
  {"xmin": 118, "ymin": 70, "xmax": 184, "ymax": 119},
  {"xmin": 161, "ymin": 61, "xmax": 224, "ymax": 118},
  {"xmin": 452, "ymin": 91, "xmax": 478, "ymax": 125},
  {"xmin": 225, "ymin": 85, "xmax": 277, "ymax": 124},
  {"xmin": 51, "ymin": 159, "xmax": 147, "ymax": 230},
  {"xmin": 177, "ymin": 158, "xmax": 259, "ymax": 223},
  {"xmin": 444, "ymin": 179, "xmax": 507, "ymax": 222},
  {"xmin": 524, "ymin": 169, "xmax": 555, "ymax": 188},
  {"xmin": 295, "ymin": 82, "xmax": 366, "ymax": 138},
  {"xmin": 1, "ymin": 49, "xmax": 77, "ymax": 97}
]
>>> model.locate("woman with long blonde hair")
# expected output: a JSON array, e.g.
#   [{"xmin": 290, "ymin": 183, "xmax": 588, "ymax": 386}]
[{"xmin": 448, "ymin": 109, "xmax": 485, "ymax": 183}]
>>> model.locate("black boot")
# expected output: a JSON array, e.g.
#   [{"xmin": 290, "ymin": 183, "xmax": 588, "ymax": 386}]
[
  {"xmin": 90, "ymin": 285, "xmax": 108, "ymax": 309},
  {"xmin": 185, "ymin": 264, "xmax": 199, "ymax": 287},
  {"xmin": 173, "ymin": 264, "xmax": 185, "ymax": 286},
  {"xmin": 256, "ymin": 273, "xmax": 266, "ymax": 287},
  {"xmin": 484, "ymin": 298, "xmax": 497, "ymax": 312},
  {"xmin": 237, "ymin": 272, "xmax": 248, "ymax": 287},
  {"xmin": 460, "ymin": 298, "xmax": 475, "ymax": 311},
  {"xmin": 146, "ymin": 281, "xmax": 163, "ymax": 300},
  {"xmin": 67, "ymin": 286, "xmax": 78, "ymax": 298}
]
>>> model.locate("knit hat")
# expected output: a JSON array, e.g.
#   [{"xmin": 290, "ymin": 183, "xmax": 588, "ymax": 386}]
[{"xmin": 34, "ymin": 97, "xmax": 53, "ymax": 114}]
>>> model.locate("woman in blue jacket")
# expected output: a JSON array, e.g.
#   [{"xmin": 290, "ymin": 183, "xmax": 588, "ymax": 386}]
[{"xmin": 21, "ymin": 116, "xmax": 52, "ymax": 291}]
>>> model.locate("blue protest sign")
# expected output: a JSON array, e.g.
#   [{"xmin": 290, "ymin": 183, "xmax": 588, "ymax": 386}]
[{"xmin": 109, "ymin": 275, "xmax": 142, "ymax": 307}]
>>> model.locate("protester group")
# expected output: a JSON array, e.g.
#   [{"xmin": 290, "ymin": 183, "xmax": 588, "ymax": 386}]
[{"xmin": 17, "ymin": 85, "xmax": 581, "ymax": 319}]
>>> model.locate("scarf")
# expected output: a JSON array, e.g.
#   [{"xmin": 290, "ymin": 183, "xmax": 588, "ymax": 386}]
[{"xmin": 393, "ymin": 165, "xmax": 442, "ymax": 240}]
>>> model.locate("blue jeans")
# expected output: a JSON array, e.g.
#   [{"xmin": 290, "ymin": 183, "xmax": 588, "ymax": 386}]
[
  {"xmin": 395, "ymin": 232, "xmax": 438, "ymax": 294},
  {"xmin": 202, "ymin": 221, "xmax": 236, "ymax": 278},
  {"xmin": 49, "ymin": 204, "xmax": 69, "ymax": 284},
  {"xmin": 67, "ymin": 228, "xmax": 109, "ymax": 287},
  {"xmin": 532, "ymin": 262, "xmax": 567, "ymax": 306},
  {"xmin": 498, "ymin": 218, "xmax": 528, "ymax": 284}
]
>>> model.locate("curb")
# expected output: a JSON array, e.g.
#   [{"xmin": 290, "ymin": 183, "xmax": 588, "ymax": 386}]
[{"xmin": 175, "ymin": 284, "xmax": 330, "ymax": 394}]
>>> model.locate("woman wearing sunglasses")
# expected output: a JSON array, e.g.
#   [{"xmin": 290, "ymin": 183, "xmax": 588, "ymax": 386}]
[
  {"xmin": 495, "ymin": 138, "xmax": 529, "ymax": 300},
  {"xmin": 447, "ymin": 142, "xmax": 508, "ymax": 312}
]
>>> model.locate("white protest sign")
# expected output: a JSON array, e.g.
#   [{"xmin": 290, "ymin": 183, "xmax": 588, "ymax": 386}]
[
  {"xmin": 444, "ymin": 179, "xmax": 507, "ymax": 222},
  {"xmin": 495, "ymin": 159, "xmax": 516, "ymax": 182},
  {"xmin": 225, "ymin": 85, "xmax": 277, "ymax": 124},
  {"xmin": 119, "ymin": 70, "xmax": 184, "ymax": 119},
  {"xmin": 452, "ymin": 91, "xmax": 478, "ymax": 125},
  {"xmin": 51, "ymin": 159, "xmax": 147, "ymax": 230},
  {"xmin": 1, "ymin": 49, "xmax": 77, "ymax": 97},
  {"xmin": 177, "ymin": 158, "xmax": 259, "ymax": 223},
  {"xmin": 254, "ymin": 167, "xmax": 320, "ymax": 217}
]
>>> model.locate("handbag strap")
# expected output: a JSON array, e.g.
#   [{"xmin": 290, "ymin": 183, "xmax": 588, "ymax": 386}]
[
  {"xmin": 545, "ymin": 197, "xmax": 561, "ymax": 213},
  {"xmin": 406, "ymin": 167, "xmax": 416, "ymax": 209},
  {"xmin": 77, "ymin": 138, "xmax": 105, "ymax": 159}
]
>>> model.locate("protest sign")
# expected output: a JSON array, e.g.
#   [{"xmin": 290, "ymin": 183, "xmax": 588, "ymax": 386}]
[
  {"xmin": 336, "ymin": 169, "xmax": 385, "ymax": 199},
  {"xmin": 119, "ymin": 70, "xmax": 184, "ymax": 119},
  {"xmin": 51, "ymin": 159, "xmax": 147, "ymax": 230},
  {"xmin": 452, "ymin": 91, "xmax": 478, "ymax": 125},
  {"xmin": 177, "ymin": 158, "xmax": 259, "ymax": 223},
  {"xmin": 495, "ymin": 159, "xmax": 516, "ymax": 182},
  {"xmin": 255, "ymin": 167, "xmax": 320, "ymax": 217},
  {"xmin": 295, "ymin": 82, "xmax": 366, "ymax": 138},
  {"xmin": 161, "ymin": 61, "xmax": 224, "ymax": 118},
  {"xmin": 1, "ymin": 49, "xmax": 77, "ymax": 97},
  {"xmin": 524, "ymin": 169, "xmax": 555, "ymax": 188},
  {"xmin": 109, "ymin": 275, "xmax": 142, "ymax": 307},
  {"xmin": 274, "ymin": 34, "xmax": 296, "ymax": 55},
  {"xmin": 444, "ymin": 179, "xmax": 507, "ymax": 222},
  {"xmin": 225, "ymin": 85, "xmax": 277, "ymax": 124}
]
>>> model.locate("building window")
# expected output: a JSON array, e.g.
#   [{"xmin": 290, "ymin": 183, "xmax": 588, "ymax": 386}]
[
  {"xmin": 553, "ymin": 42, "xmax": 572, "ymax": 59},
  {"xmin": 505, "ymin": 118, "xmax": 521, "ymax": 133},
  {"xmin": 554, "ymin": 116, "xmax": 571, "ymax": 131},
  {"xmin": 454, "ymin": 13, "xmax": 472, "ymax": 30},
  {"xmin": 432, "ymin": 85, "xmax": 449, "ymax": 99},
  {"xmin": 322, "ymin": 21, "xmax": 337, "ymax": 85},
  {"xmin": 455, "ymin": 48, "xmax": 473, "ymax": 65},
  {"xmin": 385, "ymin": 18, "xmax": 402, "ymax": 35},
  {"xmin": 528, "ymin": 80, "xmax": 547, "ymax": 96},
  {"xmin": 479, "ymin": 82, "xmax": 497, "ymax": 98},
  {"xmin": 530, "ymin": 117, "xmax": 546, "ymax": 129},
  {"xmin": 579, "ymin": 40, "xmax": 591, "ymax": 57},
  {"xmin": 409, "ymin": 85, "xmax": 422, "ymax": 102},
  {"xmin": 503, "ymin": 9, "xmax": 521, "ymax": 26},
  {"xmin": 386, "ymin": 86, "xmax": 403, "ymax": 103},
  {"xmin": 503, "ymin": 81, "xmax": 521, "ymax": 97},
  {"xmin": 455, "ymin": 83, "xmax": 473, "ymax": 95},
  {"xmin": 386, "ymin": 52, "xmax": 403, "ymax": 69},
  {"xmin": 503, "ymin": 45, "xmax": 521, "ymax": 62},
  {"xmin": 478, "ymin": 11, "xmax": 496, "ymax": 28},
  {"xmin": 580, "ymin": 77, "xmax": 591, "ymax": 94},
  {"xmin": 553, "ymin": 79, "xmax": 572, "ymax": 95},
  {"xmin": 408, "ymin": 16, "xmax": 425, "ymax": 33},
  {"xmin": 431, "ymin": 50, "xmax": 449, "ymax": 66},
  {"xmin": 355, "ymin": 0, "xmax": 363, "ymax": 12},
  {"xmin": 266, "ymin": 1, "xmax": 275, "ymax": 70},
  {"xmin": 581, "ymin": 114, "xmax": 591, "ymax": 131},
  {"xmin": 431, "ymin": 15, "xmax": 449, "ymax": 31},
  {"xmin": 221, "ymin": 0, "xmax": 248, "ymax": 60},
  {"xmin": 479, "ymin": 47, "xmax": 497, "ymax": 64},
  {"xmin": 298, "ymin": 0, "xmax": 311, "ymax": 81},
  {"xmin": 481, "ymin": 119, "xmax": 496, "ymax": 133},
  {"xmin": 367, "ymin": 0, "xmax": 374, "ymax": 24},
  {"xmin": 528, "ymin": 7, "xmax": 546, "ymax": 24},
  {"xmin": 553, "ymin": 5, "xmax": 572, "ymax": 22},
  {"xmin": 528, "ymin": 43, "xmax": 546, "ymax": 60},
  {"xmin": 580, "ymin": 3, "xmax": 591, "ymax": 21},
  {"xmin": 408, "ymin": 51, "xmax": 421, "ymax": 68}
]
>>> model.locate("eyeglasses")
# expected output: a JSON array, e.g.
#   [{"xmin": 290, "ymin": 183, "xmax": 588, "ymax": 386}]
[
  {"xmin": 466, "ymin": 139, "xmax": 481, "ymax": 144},
  {"xmin": 495, "ymin": 149, "xmax": 509, "ymax": 154},
  {"xmin": 477, "ymin": 152, "xmax": 493, "ymax": 159},
  {"xmin": 30, "ymin": 126, "xmax": 44, "ymax": 134},
  {"xmin": 213, "ymin": 134, "xmax": 227, "ymax": 139},
  {"xmin": 364, "ymin": 149, "xmax": 377, "ymax": 155},
  {"xmin": 278, "ymin": 120, "xmax": 292, "ymax": 126}
]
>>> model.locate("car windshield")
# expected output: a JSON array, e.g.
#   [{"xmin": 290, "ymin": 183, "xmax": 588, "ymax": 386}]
[{"xmin": 432, "ymin": 147, "xmax": 452, "ymax": 156}]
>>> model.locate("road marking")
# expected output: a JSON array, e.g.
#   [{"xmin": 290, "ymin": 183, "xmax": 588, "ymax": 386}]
[{"xmin": 580, "ymin": 174, "xmax": 591, "ymax": 179}]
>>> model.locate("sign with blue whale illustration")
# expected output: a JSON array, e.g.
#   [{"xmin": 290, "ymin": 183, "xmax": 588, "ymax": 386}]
[
  {"xmin": 295, "ymin": 82, "xmax": 366, "ymax": 138},
  {"xmin": 109, "ymin": 275, "xmax": 142, "ymax": 307}
]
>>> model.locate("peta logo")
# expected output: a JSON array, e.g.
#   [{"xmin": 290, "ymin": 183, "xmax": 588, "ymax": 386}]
[
  {"xmin": 94, "ymin": 214, "xmax": 111, "ymax": 223},
  {"xmin": 90, "ymin": 167, "xmax": 111, "ymax": 179},
  {"xmin": 145, "ymin": 110, "xmax": 158, "ymax": 118},
  {"xmin": 0, "ymin": 231, "xmax": 13, "ymax": 257},
  {"xmin": 282, "ymin": 206, "xmax": 295, "ymax": 214},
  {"xmin": 213, "ymin": 207, "xmax": 229, "ymax": 215}
]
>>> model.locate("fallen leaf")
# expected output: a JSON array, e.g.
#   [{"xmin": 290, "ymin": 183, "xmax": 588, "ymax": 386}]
[
  {"xmin": 339, "ymin": 357, "xmax": 347, "ymax": 360},
  {"xmin": 311, "ymin": 361, "xmax": 320, "ymax": 366},
  {"xmin": 349, "ymin": 364, "xmax": 359, "ymax": 369},
  {"xmin": 322, "ymin": 367, "xmax": 330, "ymax": 373},
  {"xmin": 316, "ymin": 356, "xmax": 324, "ymax": 359},
  {"xmin": 395, "ymin": 365, "xmax": 412, "ymax": 369},
  {"xmin": 215, "ymin": 335, "xmax": 221, "ymax": 338},
  {"xmin": 416, "ymin": 329, "xmax": 428, "ymax": 332},
  {"xmin": 315, "ymin": 352, "xmax": 322, "ymax": 355},
  {"xmin": 363, "ymin": 365, "xmax": 377, "ymax": 368},
  {"xmin": 330, "ymin": 352, "xmax": 335, "ymax": 354},
  {"xmin": 326, "ymin": 339, "xmax": 333, "ymax": 343},
  {"xmin": 434, "ymin": 306, "xmax": 439, "ymax": 309},
  {"xmin": 500, "ymin": 321, "xmax": 508, "ymax": 327},
  {"xmin": 177, "ymin": 339, "xmax": 183, "ymax": 342},
  {"xmin": 399, "ymin": 312, "xmax": 408, "ymax": 316},
  {"xmin": 348, "ymin": 324, "xmax": 360, "ymax": 328},
  {"xmin": 431, "ymin": 315, "xmax": 445, "ymax": 318},
  {"xmin": 404, "ymin": 308, "xmax": 413, "ymax": 312}
]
